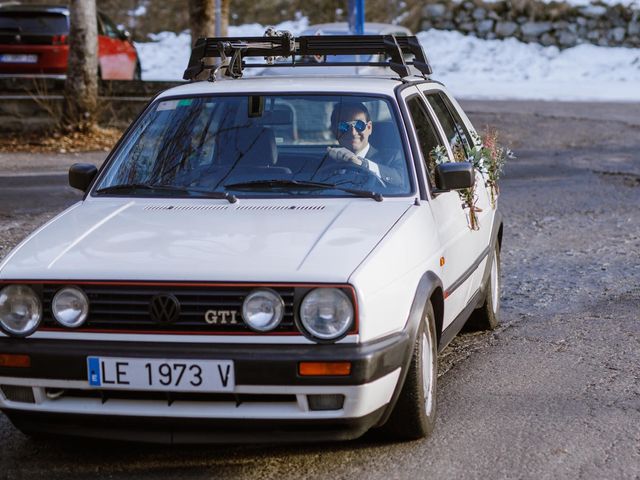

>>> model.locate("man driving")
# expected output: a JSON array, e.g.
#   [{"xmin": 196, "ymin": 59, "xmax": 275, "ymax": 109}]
[{"xmin": 325, "ymin": 101, "xmax": 404, "ymax": 186}]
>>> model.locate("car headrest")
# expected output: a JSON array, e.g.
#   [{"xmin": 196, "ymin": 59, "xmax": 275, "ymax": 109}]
[
  {"xmin": 218, "ymin": 126, "xmax": 277, "ymax": 167},
  {"xmin": 369, "ymin": 120, "xmax": 401, "ymax": 151}
]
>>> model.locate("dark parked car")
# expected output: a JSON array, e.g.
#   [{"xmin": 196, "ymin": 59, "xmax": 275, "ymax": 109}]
[{"xmin": 0, "ymin": 4, "xmax": 140, "ymax": 79}]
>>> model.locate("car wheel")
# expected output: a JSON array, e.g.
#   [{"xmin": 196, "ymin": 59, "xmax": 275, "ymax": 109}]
[
  {"xmin": 382, "ymin": 301, "xmax": 437, "ymax": 440},
  {"xmin": 466, "ymin": 243, "xmax": 501, "ymax": 331}
]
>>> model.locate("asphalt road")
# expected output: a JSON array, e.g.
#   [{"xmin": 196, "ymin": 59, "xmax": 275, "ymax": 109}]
[
  {"xmin": 0, "ymin": 100, "xmax": 639, "ymax": 479},
  {"xmin": 0, "ymin": 173, "xmax": 81, "ymax": 216}
]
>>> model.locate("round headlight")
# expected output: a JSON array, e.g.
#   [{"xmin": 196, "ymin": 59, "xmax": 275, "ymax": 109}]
[
  {"xmin": 242, "ymin": 289, "xmax": 284, "ymax": 332},
  {"xmin": 0, "ymin": 285, "xmax": 42, "ymax": 337},
  {"xmin": 52, "ymin": 287, "xmax": 89, "ymax": 328},
  {"xmin": 300, "ymin": 288, "xmax": 353, "ymax": 341}
]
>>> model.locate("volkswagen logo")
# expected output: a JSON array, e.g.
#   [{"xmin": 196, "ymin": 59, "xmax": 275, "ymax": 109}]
[{"xmin": 149, "ymin": 294, "xmax": 181, "ymax": 323}]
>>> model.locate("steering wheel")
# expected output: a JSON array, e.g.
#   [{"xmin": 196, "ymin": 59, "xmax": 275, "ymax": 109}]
[{"xmin": 313, "ymin": 162, "xmax": 387, "ymax": 190}]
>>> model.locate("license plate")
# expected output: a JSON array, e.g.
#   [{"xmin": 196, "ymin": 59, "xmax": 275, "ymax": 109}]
[
  {"xmin": 87, "ymin": 357, "xmax": 234, "ymax": 392},
  {"xmin": 0, "ymin": 54, "xmax": 38, "ymax": 64}
]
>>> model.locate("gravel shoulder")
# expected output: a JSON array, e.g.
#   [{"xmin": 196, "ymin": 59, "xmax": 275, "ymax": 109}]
[{"xmin": 0, "ymin": 100, "xmax": 639, "ymax": 479}]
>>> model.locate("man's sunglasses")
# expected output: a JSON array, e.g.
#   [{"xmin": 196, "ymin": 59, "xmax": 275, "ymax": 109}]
[{"xmin": 338, "ymin": 119, "xmax": 368, "ymax": 133}]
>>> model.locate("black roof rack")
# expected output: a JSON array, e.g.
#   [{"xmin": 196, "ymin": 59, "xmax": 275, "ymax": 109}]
[{"xmin": 183, "ymin": 30, "xmax": 432, "ymax": 81}]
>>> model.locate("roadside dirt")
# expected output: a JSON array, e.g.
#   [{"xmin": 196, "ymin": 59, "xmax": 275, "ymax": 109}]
[{"xmin": 0, "ymin": 127, "xmax": 122, "ymax": 154}]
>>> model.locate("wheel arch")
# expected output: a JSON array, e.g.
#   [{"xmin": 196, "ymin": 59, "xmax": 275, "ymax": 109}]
[{"xmin": 374, "ymin": 269, "xmax": 442, "ymax": 428}]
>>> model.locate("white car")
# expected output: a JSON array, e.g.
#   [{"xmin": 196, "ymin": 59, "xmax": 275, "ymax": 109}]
[{"xmin": 0, "ymin": 34, "xmax": 503, "ymax": 443}]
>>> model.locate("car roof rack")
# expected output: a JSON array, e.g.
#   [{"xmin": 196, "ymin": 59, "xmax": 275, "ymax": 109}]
[{"xmin": 183, "ymin": 29, "xmax": 433, "ymax": 81}]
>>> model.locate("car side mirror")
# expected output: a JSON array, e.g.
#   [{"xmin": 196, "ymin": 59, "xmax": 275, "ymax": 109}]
[
  {"xmin": 69, "ymin": 163, "xmax": 98, "ymax": 192},
  {"xmin": 434, "ymin": 162, "xmax": 475, "ymax": 192},
  {"xmin": 120, "ymin": 29, "xmax": 131, "ymax": 42}
]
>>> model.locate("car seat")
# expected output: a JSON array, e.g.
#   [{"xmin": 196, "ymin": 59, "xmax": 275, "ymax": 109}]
[{"xmin": 369, "ymin": 120, "xmax": 402, "ymax": 152}]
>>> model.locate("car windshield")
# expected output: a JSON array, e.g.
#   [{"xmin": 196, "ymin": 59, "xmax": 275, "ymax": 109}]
[{"xmin": 95, "ymin": 94, "xmax": 412, "ymax": 198}]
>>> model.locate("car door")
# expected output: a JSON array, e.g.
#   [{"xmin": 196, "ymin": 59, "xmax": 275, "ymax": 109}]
[
  {"xmin": 421, "ymin": 88, "xmax": 494, "ymax": 296},
  {"xmin": 400, "ymin": 87, "xmax": 473, "ymax": 328},
  {"xmin": 98, "ymin": 13, "xmax": 135, "ymax": 79}
]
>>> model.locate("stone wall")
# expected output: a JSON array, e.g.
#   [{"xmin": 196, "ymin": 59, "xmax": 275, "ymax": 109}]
[{"xmin": 418, "ymin": 1, "xmax": 640, "ymax": 48}]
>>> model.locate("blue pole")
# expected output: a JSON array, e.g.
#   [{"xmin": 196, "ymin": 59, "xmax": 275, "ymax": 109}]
[
  {"xmin": 355, "ymin": 0, "xmax": 364, "ymax": 35},
  {"xmin": 347, "ymin": 0, "xmax": 365, "ymax": 35}
]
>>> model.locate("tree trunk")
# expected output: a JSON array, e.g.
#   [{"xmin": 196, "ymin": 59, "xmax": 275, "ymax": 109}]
[
  {"xmin": 221, "ymin": 0, "xmax": 230, "ymax": 36},
  {"xmin": 63, "ymin": 0, "xmax": 98, "ymax": 132},
  {"xmin": 188, "ymin": 0, "xmax": 216, "ymax": 46}
]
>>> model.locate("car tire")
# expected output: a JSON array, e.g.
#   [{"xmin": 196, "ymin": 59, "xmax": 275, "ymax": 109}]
[
  {"xmin": 382, "ymin": 301, "xmax": 437, "ymax": 440},
  {"xmin": 466, "ymin": 243, "xmax": 501, "ymax": 331}
]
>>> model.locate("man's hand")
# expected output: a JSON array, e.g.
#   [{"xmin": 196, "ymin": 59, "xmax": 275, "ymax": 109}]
[{"xmin": 326, "ymin": 147, "xmax": 364, "ymax": 166}]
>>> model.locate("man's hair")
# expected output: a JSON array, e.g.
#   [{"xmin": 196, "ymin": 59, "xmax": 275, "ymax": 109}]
[{"xmin": 330, "ymin": 101, "xmax": 371, "ymax": 132}]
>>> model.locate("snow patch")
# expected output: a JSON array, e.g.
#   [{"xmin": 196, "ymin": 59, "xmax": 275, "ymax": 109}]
[{"xmin": 135, "ymin": 18, "xmax": 640, "ymax": 102}]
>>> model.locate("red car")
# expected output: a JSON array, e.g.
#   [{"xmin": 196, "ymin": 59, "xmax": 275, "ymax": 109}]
[{"xmin": 0, "ymin": 4, "xmax": 140, "ymax": 80}]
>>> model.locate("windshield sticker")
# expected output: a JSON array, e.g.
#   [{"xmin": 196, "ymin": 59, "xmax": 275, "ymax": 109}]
[
  {"xmin": 156, "ymin": 100, "xmax": 179, "ymax": 111},
  {"xmin": 178, "ymin": 99, "xmax": 194, "ymax": 107}
]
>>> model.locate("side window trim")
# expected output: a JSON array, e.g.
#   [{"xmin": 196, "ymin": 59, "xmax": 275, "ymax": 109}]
[
  {"xmin": 415, "ymin": 88, "xmax": 457, "ymax": 163},
  {"xmin": 419, "ymin": 88, "xmax": 457, "ymax": 162},
  {"xmin": 401, "ymin": 90, "xmax": 454, "ymax": 199},
  {"xmin": 437, "ymin": 92, "xmax": 476, "ymax": 153},
  {"xmin": 397, "ymin": 87, "xmax": 429, "ymax": 200},
  {"xmin": 438, "ymin": 91, "xmax": 477, "ymax": 141}
]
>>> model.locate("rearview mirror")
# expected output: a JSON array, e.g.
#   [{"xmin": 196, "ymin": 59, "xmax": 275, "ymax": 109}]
[
  {"xmin": 69, "ymin": 163, "xmax": 98, "ymax": 192},
  {"xmin": 434, "ymin": 162, "xmax": 475, "ymax": 192}
]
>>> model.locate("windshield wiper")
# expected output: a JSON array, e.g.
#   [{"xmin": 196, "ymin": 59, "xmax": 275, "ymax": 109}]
[
  {"xmin": 224, "ymin": 179, "xmax": 383, "ymax": 202},
  {"xmin": 95, "ymin": 183, "xmax": 237, "ymax": 203}
]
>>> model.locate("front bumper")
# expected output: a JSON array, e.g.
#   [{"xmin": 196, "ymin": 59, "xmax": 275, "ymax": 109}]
[{"xmin": 0, "ymin": 332, "xmax": 410, "ymax": 443}]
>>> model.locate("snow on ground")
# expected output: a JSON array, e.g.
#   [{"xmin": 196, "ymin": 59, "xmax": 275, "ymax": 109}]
[
  {"xmin": 419, "ymin": 30, "xmax": 640, "ymax": 102},
  {"xmin": 489, "ymin": 0, "xmax": 638, "ymax": 4},
  {"xmin": 134, "ymin": 17, "xmax": 309, "ymax": 83},
  {"xmin": 135, "ymin": 16, "xmax": 640, "ymax": 102}
]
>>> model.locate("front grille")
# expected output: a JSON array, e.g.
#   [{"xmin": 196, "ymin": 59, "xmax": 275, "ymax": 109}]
[
  {"xmin": 41, "ymin": 284, "xmax": 297, "ymax": 333},
  {"xmin": 1, "ymin": 385, "xmax": 35, "ymax": 403}
]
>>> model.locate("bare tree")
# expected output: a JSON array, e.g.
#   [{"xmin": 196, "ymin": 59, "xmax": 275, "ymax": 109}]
[
  {"xmin": 188, "ymin": 0, "xmax": 231, "ymax": 46},
  {"xmin": 188, "ymin": 0, "xmax": 215, "ymax": 46},
  {"xmin": 63, "ymin": 0, "xmax": 98, "ymax": 132},
  {"xmin": 221, "ymin": 0, "xmax": 230, "ymax": 36}
]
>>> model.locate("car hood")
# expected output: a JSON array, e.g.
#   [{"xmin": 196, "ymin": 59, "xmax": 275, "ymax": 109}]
[{"xmin": 0, "ymin": 198, "xmax": 412, "ymax": 282}]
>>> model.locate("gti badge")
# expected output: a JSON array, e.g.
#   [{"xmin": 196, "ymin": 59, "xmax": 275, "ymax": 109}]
[{"xmin": 205, "ymin": 310, "xmax": 239, "ymax": 325}]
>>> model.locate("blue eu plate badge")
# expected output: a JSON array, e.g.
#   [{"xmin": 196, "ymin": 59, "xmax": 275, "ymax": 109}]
[{"xmin": 87, "ymin": 357, "xmax": 101, "ymax": 386}]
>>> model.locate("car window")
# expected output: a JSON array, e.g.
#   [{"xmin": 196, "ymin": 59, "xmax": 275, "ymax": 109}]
[
  {"xmin": 436, "ymin": 93, "xmax": 475, "ymax": 151},
  {"xmin": 96, "ymin": 94, "xmax": 412, "ymax": 197},
  {"xmin": 425, "ymin": 93, "xmax": 470, "ymax": 160},
  {"xmin": 99, "ymin": 14, "xmax": 120, "ymax": 39},
  {"xmin": 0, "ymin": 12, "xmax": 68, "ymax": 35},
  {"xmin": 406, "ymin": 95, "xmax": 444, "ymax": 187}
]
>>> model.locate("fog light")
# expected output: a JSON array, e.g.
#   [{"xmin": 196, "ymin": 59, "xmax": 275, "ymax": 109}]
[
  {"xmin": 52, "ymin": 287, "xmax": 89, "ymax": 328},
  {"xmin": 307, "ymin": 394, "xmax": 345, "ymax": 411},
  {"xmin": 242, "ymin": 289, "xmax": 284, "ymax": 332}
]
